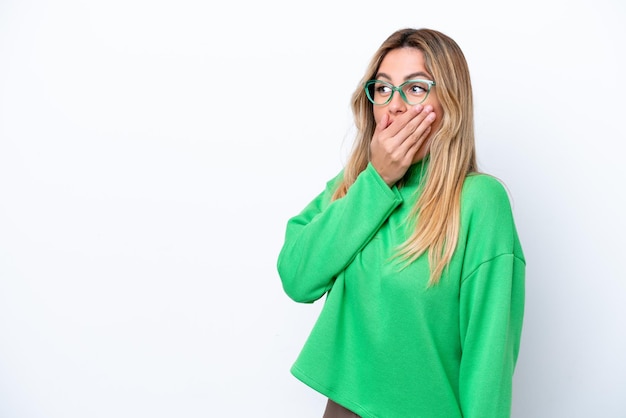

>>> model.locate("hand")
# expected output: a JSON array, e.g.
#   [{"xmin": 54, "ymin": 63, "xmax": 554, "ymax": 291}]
[{"xmin": 370, "ymin": 105, "xmax": 436, "ymax": 187}]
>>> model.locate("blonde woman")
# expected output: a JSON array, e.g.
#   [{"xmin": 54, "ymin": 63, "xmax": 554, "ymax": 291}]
[{"xmin": 277, "ymin": 28, "xmax": 525, "ymax": 418}]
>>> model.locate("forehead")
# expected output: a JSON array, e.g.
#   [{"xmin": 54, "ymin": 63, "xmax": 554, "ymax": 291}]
[{"xmin": 377, "ymin": 47, "xmax": 428, "ymax": 77}]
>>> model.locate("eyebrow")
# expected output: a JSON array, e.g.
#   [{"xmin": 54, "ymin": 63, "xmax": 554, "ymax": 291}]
[{"xmin": 376, "ymin": 71, "xmax": 433, "ymax": 81}]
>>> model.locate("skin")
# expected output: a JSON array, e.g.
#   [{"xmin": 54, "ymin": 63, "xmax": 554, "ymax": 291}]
[{"xmin": 369, "ymin": 47, "xmax": 443, "ymax": 187}]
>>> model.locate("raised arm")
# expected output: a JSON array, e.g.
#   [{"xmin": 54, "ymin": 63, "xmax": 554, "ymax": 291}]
[{"xmin": 277, "ymin": 163, "xmax": 403, "ymax": 303}]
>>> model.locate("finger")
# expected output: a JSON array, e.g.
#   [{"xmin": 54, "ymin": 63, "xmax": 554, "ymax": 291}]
[
  {"xmin": 395, "ymin": 111, "xmax": 436, "ymax": 156},
  {"xmin": 385, "ymin": 106, "xmax": 433, "ymax": 155},
  {"xmin": 397, "ymin": 105, "xmax": 434, "ymax": 139},
  {"xmin": 382, "ymin": 104, "xmax": 424, "ymax": 137},
  {"xmin": 400, "ymin": 126, "xmax": 431, "ymax": 165},
  {"xmin": 407, "ymin": 126, "xmax": 432, "ymax": 157},
  {"xmin": 375, "ymin": 113, "xmax": 391, "ymax": 132}
]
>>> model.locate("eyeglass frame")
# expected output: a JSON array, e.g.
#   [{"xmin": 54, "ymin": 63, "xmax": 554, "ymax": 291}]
[{"xmin": 364, "ymin": 79, "xmax": 436, "ymax": 106}]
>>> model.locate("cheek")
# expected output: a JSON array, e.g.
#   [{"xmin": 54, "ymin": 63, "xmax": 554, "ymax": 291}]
[
  {"xmin": 431, "ymin": 104, "xmax": 444, "ymax": 132},
  {"xmin": 433, "ymin": 112, "xmax": 443, "ymax": 131}
]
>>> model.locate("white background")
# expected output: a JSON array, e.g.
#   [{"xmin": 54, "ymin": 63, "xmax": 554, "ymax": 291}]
[{"xmin": 1, "ymin": 0, "xmax": 624, "ymax": 417}]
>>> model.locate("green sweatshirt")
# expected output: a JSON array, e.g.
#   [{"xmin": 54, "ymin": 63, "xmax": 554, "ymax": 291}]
[{"xmin": 277, "ymin": 159, "xmax": 525, "ymax": 418}]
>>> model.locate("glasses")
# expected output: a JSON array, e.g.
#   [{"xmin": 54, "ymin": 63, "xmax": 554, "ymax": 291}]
[{"xmin": 364, "ymin": 79, "xmax": 436, "ymax": 105}]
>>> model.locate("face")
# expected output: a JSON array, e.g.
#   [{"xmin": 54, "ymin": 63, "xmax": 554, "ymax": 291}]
[{"xmin": 372, "ymin": 47, "xmax": 443, "ymax": 162}]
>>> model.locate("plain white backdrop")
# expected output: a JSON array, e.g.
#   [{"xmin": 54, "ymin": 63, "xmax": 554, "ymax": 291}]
[{"xmin": 1, "ymin": 0, "xmax": 624, "ymax": 417}]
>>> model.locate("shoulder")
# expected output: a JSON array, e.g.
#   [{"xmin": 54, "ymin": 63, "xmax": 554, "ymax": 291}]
[
  {"xmin": 461, "ymin": 173, "xmax": 512, "ymax": 214},
  {"xmin": 460, "ymin": 173, "xmax": 518, "ymax": 237},
  {"xmin": 459, "ymin": 173, "xmax": 524, "ymax": 264},
  {"xmin": 462, "ymin": 173, "xmax": 509, "ymax": 201}
]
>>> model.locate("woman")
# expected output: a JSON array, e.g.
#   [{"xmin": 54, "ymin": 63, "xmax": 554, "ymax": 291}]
[{"xmin": 277, "ymin": 28, "xmax": 525, "ymax": 418}]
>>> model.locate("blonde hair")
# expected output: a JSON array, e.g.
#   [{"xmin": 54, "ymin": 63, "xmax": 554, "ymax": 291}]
[{"xmin": 332, "ymin": 28, "xmax": 478, "ymax": 286}]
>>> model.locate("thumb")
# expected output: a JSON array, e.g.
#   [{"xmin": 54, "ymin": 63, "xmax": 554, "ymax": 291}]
[{"xmin": 374, "ymin": 113, "xmax": 390, "ymax": 133}]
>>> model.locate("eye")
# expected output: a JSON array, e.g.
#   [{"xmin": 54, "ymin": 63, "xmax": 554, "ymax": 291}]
[
  {"xmin": 404, "ymin": 81, "xmax": 429, "ymax": 96},
  {"xmin": 375, "ymin": 83, "xmax": 393, "ymax": 96}
]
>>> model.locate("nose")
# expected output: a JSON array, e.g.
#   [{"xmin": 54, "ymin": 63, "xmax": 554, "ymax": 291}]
[{"xmin": 388, "ymin": 90, "xmax": 407, "ymax": 114}]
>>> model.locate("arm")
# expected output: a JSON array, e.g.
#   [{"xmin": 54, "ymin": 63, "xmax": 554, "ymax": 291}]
[
  {"xmin": 277, "ymin": 163, "xmax": 403, "ymax": 303},
  {"xmin": 459, "ymin": 254, "xmax": 525, "ymax": 418},
  {"xmin": 458, "ymin": 175, "xmax": 526, "ymax": 417}
]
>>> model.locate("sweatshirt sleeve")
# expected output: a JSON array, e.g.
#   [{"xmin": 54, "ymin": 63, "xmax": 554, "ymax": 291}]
[
  {"xmin": 277, "ymin": 163, "xmax": 403, "ymax": 303},
  {"xmin": 459, "ymin": 253, "xmax": 525, "ymax": 418},
  {"xmin": 458, "ymin": 175, "xmax": 526, "ymax": 418}
]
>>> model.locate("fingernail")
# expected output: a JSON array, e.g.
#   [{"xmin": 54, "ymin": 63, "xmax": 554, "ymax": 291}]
[{"xmin": 413, "ymin": 105, "xmax": 423, "ymax": 112}]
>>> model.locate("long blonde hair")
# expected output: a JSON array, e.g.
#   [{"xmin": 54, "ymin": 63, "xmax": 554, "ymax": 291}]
[{"xmin": 332, "ymin": 28, "xmax": 478, "ymax": 286}]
